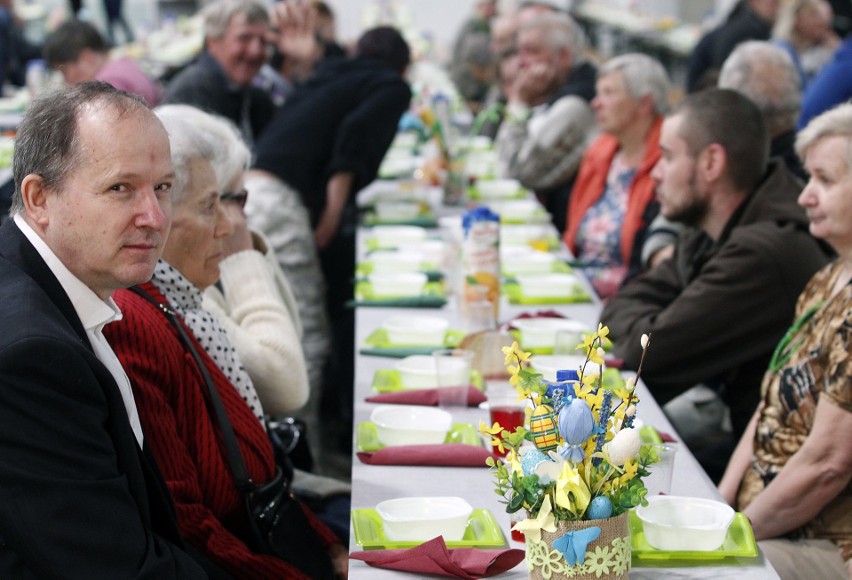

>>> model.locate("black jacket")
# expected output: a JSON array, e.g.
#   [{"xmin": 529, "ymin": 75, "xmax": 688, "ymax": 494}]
[
  {"xmin": 0, "ymin": 220, "xmax": 215, "ymax": 579},
  {"xmin": 602, "ymin": 162, "xmax": 830, "ymax": 437},
  {"xmin": 253, "ymin": 57, "xmax": 412, "ymax": 226}
]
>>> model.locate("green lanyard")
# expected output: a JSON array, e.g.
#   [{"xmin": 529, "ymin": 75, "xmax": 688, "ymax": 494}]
[{"xmin": 768, "ymin": 301, "xmax": 824, "ymax": 373}]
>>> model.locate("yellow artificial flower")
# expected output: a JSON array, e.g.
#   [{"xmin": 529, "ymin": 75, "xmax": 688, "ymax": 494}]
[
  {"xmin": 613, "ymin": 386, "xmax": 632, "ymax": 403},
  {"xmin": 597, "ymin": 323, "xmax": 610, "ymax": 340},
  {"xmin": 512, "ymin": 495, "xmax": 557, "ymax": 543},
  {"xmin": 502, "ymin": 342, "xmax": 519, "ymax": 365},
  {"xmin": 479, "ymin": 421, "xmax": 505, "ymax": 454},
  {"xmin": 502, "ymin": 341, "xmax": 532, "ymax": 365},
  {"xmin": 588, "ymin": 346, "xmax": 605, "ymax": 365},
  {"xmin": 554, "ymin": 462, "xmax": 591, "ymax": 516}
]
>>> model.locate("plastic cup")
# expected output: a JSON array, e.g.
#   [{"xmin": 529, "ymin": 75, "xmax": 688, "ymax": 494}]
[
  {"xmin": 553, "ymin": 329, "xmax": 584, "ymax": 355},
  {"xmin": 433, "ymin": 349, "xmax": 474, "ymax": 408},
  {"xmin": 486, "ymin": 383, "xmax": 527, "ymax": 457},
  {"xmin": 463, "ymin": 299, "xmax": 496, "ymax": 333},
  {"xmin": 643, "ymin": 443, "xmax": 678, "ymax": 496}
]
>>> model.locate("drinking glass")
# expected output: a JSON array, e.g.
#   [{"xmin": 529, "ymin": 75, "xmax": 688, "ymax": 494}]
[{"xmin": 432, "ymin": 349, "xmax": 474, "ymax": 408}]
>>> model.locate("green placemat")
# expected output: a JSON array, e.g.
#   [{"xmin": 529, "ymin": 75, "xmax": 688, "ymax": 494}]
[
  {"xmin": 501, "ymin": 259, "xmax": 573, "ymax": 279},
  {"xmin": 350, "ymin": 281, "xmax": 447, "ymax": 308},
  {"xmin": 356, "ymin": 421, "xmax": 480, "ymax": 452},
  {"xmin": 362, "ymin": 212, "xmax": 438, "ymax": 228},
  {"xmin": 467, "ymin": 186, "xmax": 527, "ymax": 201},
  {"xmin": 499, "ymin": 211, "xmax": 551, "ymax": 225},
  {"xmin": 502, "ymin": 281, "xmax": 591, "ymax": 304},
  {"xmin": 351, "ymin": 508, "xmax": 505, "ymax": 549},
  {"xmin": 629, "ymin": 511, "xmax": 758, "ymax": 562},
  {"xmin": 359, "ymin": 328, "xmax": 465, "ymax": 357},
  {"xmin": 364, "ymin": 236, "xmax": 439, "ymax": 252},
  {"xmin": 371, "ymin": 369, "xmax": 484, "ymax": 393},
  {"xmin": 356, "ymin": 261, "xmax": 442, "ymax": 281}
]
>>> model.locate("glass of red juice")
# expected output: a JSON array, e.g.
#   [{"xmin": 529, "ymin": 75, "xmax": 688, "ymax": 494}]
[{"xmin": 488, "ymin": 404, "xmax": 525, "ymax": 457}]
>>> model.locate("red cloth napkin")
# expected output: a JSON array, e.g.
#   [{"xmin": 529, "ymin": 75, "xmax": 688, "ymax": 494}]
[
  {"xmin": 357, "ymin": 443, "xmax": 492, "ymax": 467},
  {"xmin": 502, "ymin": 310, "xmax": 566, "ymax": 330},
  {"xmin": 350, "ymin": 536, "xmax": 525, "ymax": 579},
  {"xmin": 365, "ymin": 386, "xmax": 486, "ymax": 406},
  {"xmin": 659, "ymin": 431, "xmax": 677, "ymax": 443}
]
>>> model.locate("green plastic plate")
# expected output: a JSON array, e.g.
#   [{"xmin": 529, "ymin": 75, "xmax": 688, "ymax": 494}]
[
  {"xmin": 501, "ymin": 259, "xmax": 573, "ymax": 278},
  {"xmin": 502, "ymin": 282, "xmax": 591, "ymax": 305},
  {"xmin": 351, "ymin": 281, "xmax": 447, "ymax": 308},
  {"xmin": 359, "ymin": 328, "xmax": 465, "ymax": 358},
  {"xmin": 629, "ymin": 511, "xmax": 758, "ymax": 562},
  {"xmin": 351, "ymin": 508, "xmax": 506, "ymax": 549},
  {"xmin": 371, "ymin": 369, "xmax": 484, "ymax": 393},
  {"xmin": 356, "ymin": 421, "xmax": 481, "ymax": 452}
]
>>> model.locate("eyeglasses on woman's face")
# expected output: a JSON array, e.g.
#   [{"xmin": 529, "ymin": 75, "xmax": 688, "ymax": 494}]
[{"xmin": 220, "ymin": 189, "xmax": 248, "ymax": 208}]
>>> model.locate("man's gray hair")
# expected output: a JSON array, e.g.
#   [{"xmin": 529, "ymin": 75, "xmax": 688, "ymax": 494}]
[
  {"xmin": 718, "ymin": 41, "xmax": 801, "ymax": 136},
  {"xmin": 599, "ymin": 53, "xmax": 671, "ymax": 115},
  {"xmin": 154, "ymin": 105, "xmax": 229, "ymax": 204},
  {"xmin": 202, "ymin": 0, "xmax": 269, "ymax": 40},
  {"xmin": 519, "ymin": 12, "xmax": 586, "ymax": 61},
  {"xmin": 10, "ymin": 81, "xmax": 149, "ymax": 216},
  {"xmin": 796, "ymin": 102, "xmax": 852, "ymax": 171},
  {"xmin": 155, "ymin": 105, "xmax": 250, "ymax": 190}
]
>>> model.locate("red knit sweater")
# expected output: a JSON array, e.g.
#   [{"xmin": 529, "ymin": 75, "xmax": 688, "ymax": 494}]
[{"xmin": 105, "ymin": 282, "xmax": 338, "ymax": 579}]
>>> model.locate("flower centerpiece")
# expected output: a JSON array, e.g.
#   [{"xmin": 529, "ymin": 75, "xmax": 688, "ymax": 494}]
[{"xmin": 480, "ymin": 325, "xmax": 655, "ymax": 580}]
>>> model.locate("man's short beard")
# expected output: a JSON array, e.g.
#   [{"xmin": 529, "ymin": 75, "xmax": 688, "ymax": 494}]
[
  {"xmin": 669, "ymin": 197, "xmax": 709, "ymax": 228},
  {"xmin": 665, "ymin": 173, "xmax": 708, "ymax": 228}
]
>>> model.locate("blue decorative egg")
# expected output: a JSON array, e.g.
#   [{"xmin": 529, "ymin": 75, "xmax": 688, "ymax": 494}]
[
  {"xmin": 529, "ymin": 404, "xmax": 561, "ymax": 452},
  {"xmin": 586, "ymin": 496, "xmax": 613, "ymax": 520},
  {"xmin": 520, "ymin": 449, "xmax": 551, "ymax": 476}
]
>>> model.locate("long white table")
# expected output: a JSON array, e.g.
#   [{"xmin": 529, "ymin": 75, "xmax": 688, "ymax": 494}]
[{"xmin": 347, "ymin": 209, "xmax": 778, "ymax": 578}]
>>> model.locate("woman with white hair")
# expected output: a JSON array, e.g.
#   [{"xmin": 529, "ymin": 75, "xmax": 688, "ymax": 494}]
[
  {"xmin": 152, "ymin": 104, "xmax": 311, "ymax": 416},
  {"xmin": 719, "ymin": 102, "xmax": 852, "ymax": 578},
  {"xmin": 104, "ymin": 106, "xmax": 346, "ymax": 579}
]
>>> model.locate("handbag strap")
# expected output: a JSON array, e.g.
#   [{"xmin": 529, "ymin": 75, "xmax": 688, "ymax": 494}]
[{"xmin": 128, "ymin": 285, "xmax": 256, "ymax": 493}]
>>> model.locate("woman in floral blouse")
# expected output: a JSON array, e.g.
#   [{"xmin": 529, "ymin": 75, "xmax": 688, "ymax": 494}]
[{"xmin": 719, "ymin": 103, "xmax": 852, "ymax": 578}]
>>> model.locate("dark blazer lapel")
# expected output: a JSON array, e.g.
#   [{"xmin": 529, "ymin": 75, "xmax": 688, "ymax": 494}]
[{"xmin": 0, "ymin": 220, "xmax": 90, "ymax": 346}]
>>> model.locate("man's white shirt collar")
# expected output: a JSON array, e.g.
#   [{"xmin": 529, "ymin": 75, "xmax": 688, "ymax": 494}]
[{"xmin": 13, "ymin": 214, "xmax": 144, "ymax": 446}]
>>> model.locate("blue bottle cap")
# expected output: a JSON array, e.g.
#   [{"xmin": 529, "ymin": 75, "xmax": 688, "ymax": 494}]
[{"xmin": 556, "ymin": 369, "xmax": 579, "ymax": 382}]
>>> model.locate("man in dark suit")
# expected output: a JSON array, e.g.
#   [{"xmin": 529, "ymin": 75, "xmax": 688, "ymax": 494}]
[{"xmin": 0, "ymin": 82, "xmax": 221, "ymax": 578}]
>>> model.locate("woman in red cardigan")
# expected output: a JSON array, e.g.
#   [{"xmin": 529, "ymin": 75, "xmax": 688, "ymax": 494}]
[
  {"xmin": 104, "ymin": 107, "xmax": 346, "ymax": 579},
  {"xmin": 563, "ymin": 53, "xmax": 675, "ymax": 298}
]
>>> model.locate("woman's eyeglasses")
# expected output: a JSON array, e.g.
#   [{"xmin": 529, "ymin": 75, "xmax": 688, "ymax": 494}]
[{"xmin": 220, "ymin": 189, "xmax": 248, "ymax": 208}]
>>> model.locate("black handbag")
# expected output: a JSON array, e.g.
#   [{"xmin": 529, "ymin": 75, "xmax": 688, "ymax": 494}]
[{"xmin": 130, "ymin": 286, "xmax": 336, "ymax": 580}]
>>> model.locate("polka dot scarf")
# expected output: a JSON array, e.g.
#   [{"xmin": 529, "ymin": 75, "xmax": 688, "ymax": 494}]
[{"xmin": 151, "ymin": 261, "xmax": 265, "ymax": 425}]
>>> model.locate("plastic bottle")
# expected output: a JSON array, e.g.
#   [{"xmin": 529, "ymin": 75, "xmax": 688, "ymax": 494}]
[
  {"xmin": 25, "ymin": 59, "xmax": 46, "ymax": 98},
  {"xmin": 460, "ymin": 207, "xmax": 500, "ymax": 324}
]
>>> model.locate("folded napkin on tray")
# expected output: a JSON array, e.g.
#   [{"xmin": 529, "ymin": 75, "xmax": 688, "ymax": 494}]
[
  {"xmin": 365, "ymin": 386, "xmax": 486, "ymax": 406},
  {"xmin": 350, "ymin": 536, "xmax": 525, "ymax": 579},
  {"xmin": 357, "ymin": 443, "xmax": 492, "ymax": 467}
]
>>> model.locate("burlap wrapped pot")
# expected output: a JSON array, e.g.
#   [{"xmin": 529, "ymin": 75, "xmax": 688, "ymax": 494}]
[{"xmin": 526, "ymin": 512, "xmax": 630, "ymax": 580}]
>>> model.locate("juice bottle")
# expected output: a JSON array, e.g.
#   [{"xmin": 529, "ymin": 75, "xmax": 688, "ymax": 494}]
[{"xmin": 461, "ymin": 207, "xmax": 500, "ymax": 324}]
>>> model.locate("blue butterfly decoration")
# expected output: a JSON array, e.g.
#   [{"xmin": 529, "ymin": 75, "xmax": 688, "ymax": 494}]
[{"xmin": 551, "ymin": 526, "xmax": 601, "ymax": 566}]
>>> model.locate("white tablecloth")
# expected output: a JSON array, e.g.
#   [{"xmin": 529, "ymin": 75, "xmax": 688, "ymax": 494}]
[{"xmin": 347, "ymin": 201, "xmax": 777, "ymax": 578}]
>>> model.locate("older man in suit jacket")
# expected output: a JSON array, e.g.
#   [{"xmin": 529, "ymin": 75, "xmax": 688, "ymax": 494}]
[{"xmin": 0, "ymin": 83, "xmax": 225, "ymax": 578}]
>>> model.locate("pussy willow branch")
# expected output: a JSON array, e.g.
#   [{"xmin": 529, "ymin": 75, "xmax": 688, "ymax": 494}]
[{"xmin": 634, "ymin": 333, "xmax": 652, "ymax": 385}]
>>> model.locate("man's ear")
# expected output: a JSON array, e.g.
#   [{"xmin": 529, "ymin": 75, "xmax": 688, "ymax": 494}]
[
  {"xmin": 698, "ymin": 143, "xmax": 727, "ymax": 184},
  {"xmin": 20, "ymin": 174, "xmax": 50, "ymax": 226}
]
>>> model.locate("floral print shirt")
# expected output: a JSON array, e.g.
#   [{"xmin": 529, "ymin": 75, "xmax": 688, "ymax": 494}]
[
  {"xmin": 737, "ymin": 261, "xmax": 852, "ymax": 560},
  {"xmin": 576, "ymin": 153, "xmax": 634, "ymax": 298}
]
